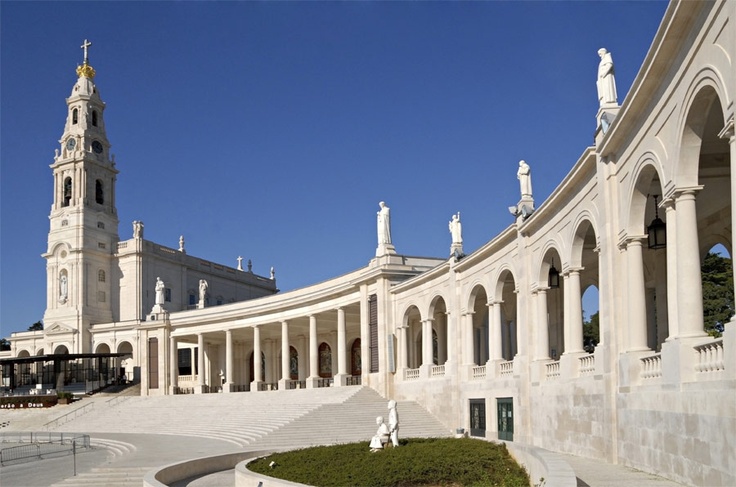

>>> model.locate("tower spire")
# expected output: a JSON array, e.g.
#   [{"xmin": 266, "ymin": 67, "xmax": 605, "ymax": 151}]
[{"xmin": 76, "ymin": 39, "xmax": 96, "ymax": 79}]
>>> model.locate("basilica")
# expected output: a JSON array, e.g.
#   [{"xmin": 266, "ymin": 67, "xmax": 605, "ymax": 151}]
[{"xmin": 2, "ymin": 1, "xmax": 735, "ymax": 485}]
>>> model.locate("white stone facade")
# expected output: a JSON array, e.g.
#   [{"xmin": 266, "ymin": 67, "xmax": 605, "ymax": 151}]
[{"xmin": 4, "ymin": 2, "xmax": 736, "ymax": 485}]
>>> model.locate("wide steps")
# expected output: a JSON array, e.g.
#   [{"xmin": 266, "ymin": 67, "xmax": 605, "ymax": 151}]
[{"xmin": 49, "ymin": 466, "xmax": 150, "ymax": 487}]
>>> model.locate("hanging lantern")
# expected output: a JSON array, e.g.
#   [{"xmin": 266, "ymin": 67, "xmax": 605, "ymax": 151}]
[
  {"xmin": 548, "ymin": 259, "xmax": 560, "ymax": 289},
  {"xmin": 647, "ymin": 195, "xmax": 666, "ymax": 249}
]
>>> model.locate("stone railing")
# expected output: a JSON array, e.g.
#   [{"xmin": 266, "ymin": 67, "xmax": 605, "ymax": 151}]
[
  {"xmin": 346, "ymin": 375, "xmax": 362, "ymax": 386},
  {"xmin": 579, "ymin": 354, "xmax": 595, "ymax": 375},
  {"xmin": 316, "ymin": 378, "xmax": 333, "ymax": 388},
  {"xmin": 545, "ymin": 361, "xmax": 560, "ymax": 380},
  {"xmin": 431, "ymin": 365, "xmax": 445, "ymax": 377},
  {"xmin": 284, "ymin": 380, "xmax": 306, "ymax": 390},
  {"xmin": 694, "ymin": 339, "xmax": 724, "ymax": 373},
  {"xmin": 405, "ymin": 368, "xmax": 420, "ymax": 380},
  {"xmin": 499, "ymin": 361, "xmax": 514, "ymax": 377},
  {"xmin": 640, "ymin": 353, "xmax": 662, "ymax": 379},
  {"xmin": 472, "ymin": 365, "xmax": 486, "ymax": 380}
]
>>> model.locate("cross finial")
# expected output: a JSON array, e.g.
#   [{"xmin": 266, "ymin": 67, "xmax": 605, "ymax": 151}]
[{"xmin": 81, "ymin": 39, "xmax": 92, "ymax": 63}]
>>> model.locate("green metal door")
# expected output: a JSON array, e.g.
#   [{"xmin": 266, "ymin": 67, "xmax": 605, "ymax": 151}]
[
  {"xmin": 497, "ymin": 397, "xmax": 514, "ymax": 441},
  {"xmin": 469, "ymin": 399, "xmax": 486, "ymax": 437}
]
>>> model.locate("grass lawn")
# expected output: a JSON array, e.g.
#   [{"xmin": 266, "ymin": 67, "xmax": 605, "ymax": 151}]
[{"xmin": 248, "ymin": 437, "xmax": 530, "ymax": 486}]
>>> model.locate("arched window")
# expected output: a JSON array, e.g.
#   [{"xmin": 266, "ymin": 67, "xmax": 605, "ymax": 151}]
[
  {"xmin": 289, "ymin": 346, "xmax": 298, "ymax": 380},
  {"xmin": 98, "ymin": 269, "xmax": 106, "ymax": 282},
  {"xmin": 95, "ymin": 180, "xmax": 104, "ymax": 204},
  {"xmin": 72, "ymin": 108, "xmax": 78, "ymax": 124},
  {"xmin": 63, "ymin": 177, "xmax": 72, "ymax": 207},
  {"xmin": 92, "ymin": 111, "xmax": 98, "ymax": 127},
  {"xmin": 318, "ymin": 342, "xmax": 332, "ymax": 378}
]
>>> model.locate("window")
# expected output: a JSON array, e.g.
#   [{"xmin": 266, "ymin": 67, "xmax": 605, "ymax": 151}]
[
  {"xmin": 97, "ymin": 291, "xmax": 106, "ymax": 302},
  {"xmin": 189, "ymin": 294, "xmax": 196, "ymax": 306},
  {"xmin": 98, "ymin": 242, "xmax": 106, "ymax": 249},
  {"xmin": 95, "ymin": 180, "xmax": 104, "ymax": 204},
  {"xmin": 98, "ymin": 270, "xmax": 106, "ymax": 282},
  {"xmin": 216, "ymin": 296, "xmax": 223, "ymax": 306},
  {"xmin": 92, "ymin": 111, "xmax": 98, "ymax": 127},
  {"xmin": 72, "ymin": 108, "xmax": 78, "ymax": 124},
  {"xmin": 165, "ymin": 288, "xmax": 172, "ymax": 302},
  {"xmin": 63, "ymin": 177, "xmax": 72, "ymax": 207},
  {"xmin": 97, "ymin": 221, "xmax": 105, "ymax": 229}
]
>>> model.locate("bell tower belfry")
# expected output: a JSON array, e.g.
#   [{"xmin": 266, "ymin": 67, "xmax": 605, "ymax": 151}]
[{"xmin": 42, "ymin": 40, "xmax": 120, "ymax": 354}]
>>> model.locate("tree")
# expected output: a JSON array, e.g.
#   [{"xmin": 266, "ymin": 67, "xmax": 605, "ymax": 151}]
[
  {"xmin": 0, "ymin": 338, "xmax": 10, "ymax": 351},
  {"xmin": 583, "ymin": 311, "xmax": 599, "ymax": 352},
  {"xmin": 702, "ymin": 251, "xmax": 734, "ymax": 337},
  {"xmin": 27, "ymin": 321, "xmax": 43, "ymax": 331}
]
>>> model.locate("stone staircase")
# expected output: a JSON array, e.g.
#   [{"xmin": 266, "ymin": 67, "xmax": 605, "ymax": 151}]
[
  {"xmin": 252, "ymin": 387, "xmax": 451, "ymax": 450},
  {"xmin": 49, "ymin": 466, "xmax": 150, "ymax": 487}
]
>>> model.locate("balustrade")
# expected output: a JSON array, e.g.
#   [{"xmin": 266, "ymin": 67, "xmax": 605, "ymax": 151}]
[
  {"xmin": 471, "ymin": 365, "xmax": 486, "ymax": 380},
  {"xmin": 640, "ymin": 353, "xmax": 662, "ymax": 379},
  {"xmin": 545, "ymin": 361, "xmax": 560, "ymax": 380},
  {"xmin": 431, "ymin": 365, "xmax": 445, "ymax": 377},
  {"xmin": 579, "ymin": 355, "xmax": 595, "ymax": 375},
  {"xmin": 499, "ymin": 361, "xmax": 513, "ymax": 377},
  {"xmin": 405, "ymin": 368, "xmax": 420, "ymax": 380},
  {"xmin": 694, "ymin": 339, "xmax": 725, "ymax": 373}
]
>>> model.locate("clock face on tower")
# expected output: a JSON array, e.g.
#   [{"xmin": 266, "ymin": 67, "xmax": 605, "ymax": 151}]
[
  {"xmin": 66, "ymin": 138, "xmax": 76, "ymax": 150},
  {"xmin": 92, "ymin": 140, "xmax": 103, "ymax": 154}
]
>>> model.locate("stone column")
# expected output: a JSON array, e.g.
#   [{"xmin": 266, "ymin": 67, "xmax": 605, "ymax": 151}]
[
  {"xmin": 436, "ymin": 314, "xmax": 447, "ymax": 364},
  {"xmin": 279, "ymin": 321, "xmax": 290, "ymax": 389},
  {"xmin": 422, "ymin": 319, "xmax": 434, "ymax": 373},
  {"xmin": 307, "ymin": 315, "xmax": 318, "ymax": 388},
  {"xmin": 719, "ymin": 120, "xmax": 736, "ymax": 327},
  {"xmin": 336, "ymin": 308, "xmax": 347, "ymax": 385},
  {"xmin": 224, "ymin": 330, "xmax": 233, "ymax": 392},
  {"xmin": 196, "ymin": 333, "xmax": 205, "ymax": 393},
  {"xmin": 488, "ymin": 302, "xmax": 503, "ymax": 362},
  {"xmin": 169, "ymin": 335, "xmax": 177, "ymax": 395},
  {"xmin": 398, "ymin": 325, "xmax": 408, "ymax": 370},
  {"xmin": 564, "ymin": 268, "xmax": 585, "ymax": 354},
  {"xmin": 664, "ymin": 200, "xmax": 679, "ymax": 340},
  {"xmin": 535, "ymin": 289, "xmax": 550, "ymax": 360},
  {"xmin": 514, "ymin": 290, "xmax": 525, "ymax": 357},
  {"xmin": 626, "ymin": 237, "xmax": 649, "ymax": 351},
  {"xmin": 251, "ymin": 325, "xmax": 262, "ymax": 391},
  {"xmin": 675, "ymin": 189, "xmax": 707, "ymax": 338},
  {"xmin": 463, "ymin": 312, "xmax": 475, "ymax": 366}
]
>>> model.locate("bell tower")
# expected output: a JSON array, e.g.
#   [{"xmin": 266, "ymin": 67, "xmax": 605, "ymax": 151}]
[{"xmin": 42, "ymin": 40, "xmax": 120, "ymax": 354}]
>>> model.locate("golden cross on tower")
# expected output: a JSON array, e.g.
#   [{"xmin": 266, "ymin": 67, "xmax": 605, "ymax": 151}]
[{"xmin": 81, "ymin": 39, "xmax": 92, "ymax": 64}]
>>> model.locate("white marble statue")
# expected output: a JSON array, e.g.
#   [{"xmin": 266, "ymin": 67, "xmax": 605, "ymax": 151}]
[
  {"xmin": 155, "ymin": 277, "xmax": 165, "ymax": 305},
  {"xmin": 597, "ymin": 48, "xmax": 618, "ymax": 106},
  {"xmin": 449, "ymin": 212, "xmax": 462, "ymax": 244},
  {"xmin": 517, "ymin": 160, "xmax": 533, "ymax": 198},
  {"xmin": 369, "ymin": 415, "xmax": 391, "ymax": 452},
  {"xmin": 179, "ymin": 235, "xmax": 185, "ymax": 253},
  {"xmin": 237, "ymin": 256, "xmax": 243, "ymax": 271},
  {"xmin": 377, "ymin": 201, "xmax": 392, "ymax": 245},
  {"xmin": 59, "ymin": 274, "xmax": 68, "ymax": 303},
  {"xmin": 388, "ymin": 399, "xmax": 399, "ymax": 447},
  {"xmin": 133, "ymin": 220, "xmax": 144, "ymax": 239},
  {"xmin": 199, "ymin": 279, "xmax": 208, "ymax": 303}
]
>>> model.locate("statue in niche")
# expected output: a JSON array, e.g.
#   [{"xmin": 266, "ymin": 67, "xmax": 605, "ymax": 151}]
[
  {"xmin": 59, "ymin": 274, "xmax": 68, "ymax": 303},
  {"xmin": 377, "ymin": 201, "xmax": 392, "ymax": 245},
  {"xmin": 155, "ymin": 277, "xmax": 165, "ymax": 305},
  {"xmin": 517, "ymin": 160, "xmax": 533, "ymax": 199},
  {"xmin": 449, "ymin": 212, "xmax": 462, "ymax": 244},
  {"xmin": 369, "ymin": 416, "xmax": 391, "ymax": 452},
  {"xmin": 199, "ymin": 279, "xmax": 208, "ymax": 303},
  {"xmin": 388, "ymin": 400, "xmax": 400, "ymax": 447},
  {"xmin": 597, "ymin": 48, "xmax": 618, "ymax": 106}
]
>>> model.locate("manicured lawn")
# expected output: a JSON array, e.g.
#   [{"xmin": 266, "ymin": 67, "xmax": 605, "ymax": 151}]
[{"xmin": 248, "ymin": 437, "xmax": 530, "ymax": 486}]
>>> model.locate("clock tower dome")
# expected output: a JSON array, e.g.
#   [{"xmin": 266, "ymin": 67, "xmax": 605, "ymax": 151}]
[{"xmin": 42, "ymin": 40, "xmax": 120, "ymax": 354}]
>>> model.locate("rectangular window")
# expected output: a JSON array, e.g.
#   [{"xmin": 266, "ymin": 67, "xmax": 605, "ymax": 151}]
[
  {"xmin": 165, "ymin": 288, "xmax": 172, "ymax": 302},
  {"xmin": 148, "ymin": 338, "xmax": 159, "ymax": 389},
  {"xmin": 178, "ymin": 348, "xmax": 192, "ymax": 375},
  {"xmin": 369, "ymin": 294, "xmax": 379, "ymax": 373},
  {"xmin": 98, "ymin": 242, "xmax": 106, "ymax": 249},
  {"xmin": 189, "ymin": 294, "xmax": 196, "ymax": 305}
]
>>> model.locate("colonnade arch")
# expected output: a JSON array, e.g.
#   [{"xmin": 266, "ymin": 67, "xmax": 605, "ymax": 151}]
[{"xmin": 467, "ymin": 285, "xmax": 489, "ymax": 365}]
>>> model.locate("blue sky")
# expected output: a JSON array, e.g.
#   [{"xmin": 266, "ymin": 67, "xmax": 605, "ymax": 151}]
[{"xmin": 0, "ymin": 1, "xmax": 669, "ymax": 337}]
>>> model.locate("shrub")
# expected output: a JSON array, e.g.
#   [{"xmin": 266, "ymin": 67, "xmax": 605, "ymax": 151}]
[{"xmin": 248, "ymin": 437, "xmax": 530, "ymax": 487}]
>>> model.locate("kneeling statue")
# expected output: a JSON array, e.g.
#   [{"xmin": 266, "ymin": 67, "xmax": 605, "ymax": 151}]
[{"xmin": 369, "ymin": 416, "xmax": 390, "ymax": 452}]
